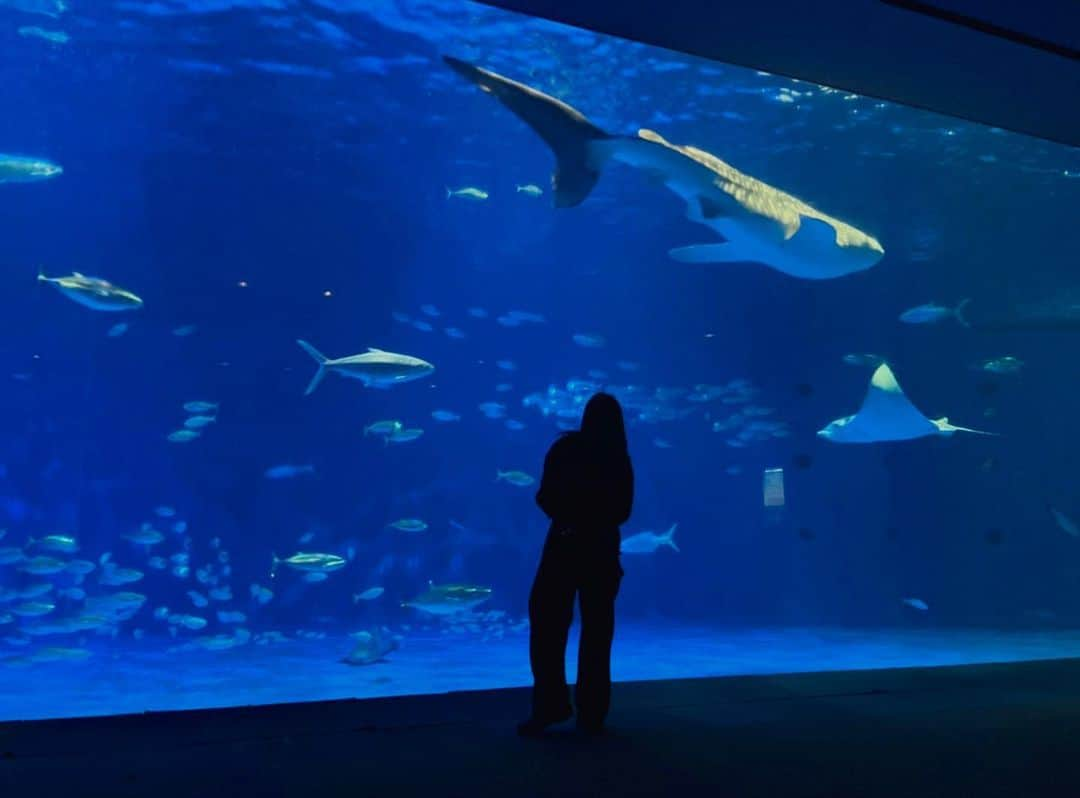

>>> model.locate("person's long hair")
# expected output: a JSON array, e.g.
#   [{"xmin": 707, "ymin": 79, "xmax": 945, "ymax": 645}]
[{"xmin": 580, "ymin": 392, "xmax": 628, "ymax": 455}]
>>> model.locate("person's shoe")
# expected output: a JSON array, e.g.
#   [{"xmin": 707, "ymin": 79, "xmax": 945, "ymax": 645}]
[{"xmin": 516, "ymin": 710, "xmax": 572, "ymax": 737}]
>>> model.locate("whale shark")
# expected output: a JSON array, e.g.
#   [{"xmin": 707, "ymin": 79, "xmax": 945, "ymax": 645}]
[
  {"xmin": 818, "ymin": 363, "xmax": 996, "ymax": 443},
  {"xmin": 443, "ymin": 56, "xmax": 884, "ymax": 280}
]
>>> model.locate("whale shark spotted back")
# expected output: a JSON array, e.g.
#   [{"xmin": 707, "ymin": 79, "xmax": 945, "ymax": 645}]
[{"xmin": 444, "ymin": 55, "xmax": 885, "ymax": 280}]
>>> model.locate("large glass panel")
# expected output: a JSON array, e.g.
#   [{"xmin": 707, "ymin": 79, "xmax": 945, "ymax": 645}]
[{"xmin": 0, "ymin": 0, "xmax": 1077, "ymax": 721}]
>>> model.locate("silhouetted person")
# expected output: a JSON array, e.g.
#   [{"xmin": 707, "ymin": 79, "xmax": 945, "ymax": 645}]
[{"xmin": 518, "ymin": 393, "xmax": 634, "ymax": 736}]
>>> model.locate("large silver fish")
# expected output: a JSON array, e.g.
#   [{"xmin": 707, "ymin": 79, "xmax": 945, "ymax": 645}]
[
  {"xmin": 444, "ymin": 56, "xmax": 884, "ymax": 280},
  {"xmin": 38, "ymin": 270, "xmax": 143, "ymax": 311},
  {"xmin": 0, "ymin": 154, "xmax": 62, "ymax": 183},
  {"xmin": 296, "ymin": 340, "xmax": 434, "ymax": 395}
]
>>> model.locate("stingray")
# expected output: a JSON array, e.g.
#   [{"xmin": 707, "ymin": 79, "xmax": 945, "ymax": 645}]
[
  {"xmin": 443, "ymin": 56, "xmax": 884, "ymax": 280},
  {"xmin": 818, "ymin": 364, "xmax": 996, "ymax": 443}
]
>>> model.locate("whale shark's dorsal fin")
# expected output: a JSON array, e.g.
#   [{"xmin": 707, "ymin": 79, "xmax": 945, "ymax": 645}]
[
  {"xmin": 367, "ymin": 347, "xmax": 386, "ymax": 354},
  {"xmin": 443, "ymin": 55, "xmax": 609, "ymax": 208}
]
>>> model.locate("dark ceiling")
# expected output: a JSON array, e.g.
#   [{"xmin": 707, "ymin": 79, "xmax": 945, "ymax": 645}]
[{"xmin": 476, "ymin": 0, "xmax": 1079, "ymax": 147}]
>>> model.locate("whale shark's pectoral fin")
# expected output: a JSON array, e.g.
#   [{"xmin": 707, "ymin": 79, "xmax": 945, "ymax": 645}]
[{"xmin": 668, "ymin": 244, "xmax": 747, "ymax": 263}]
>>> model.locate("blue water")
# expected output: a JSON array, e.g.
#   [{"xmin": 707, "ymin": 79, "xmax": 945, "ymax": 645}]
[{"xmin": 1, "ymin": 0, "xmax": 1078, "ymax": 722}]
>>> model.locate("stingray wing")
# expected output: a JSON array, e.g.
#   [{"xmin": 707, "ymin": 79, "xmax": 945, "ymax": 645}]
[{"xmin": 842, "ymin": 364, "xmax": 938, "ymax": 442}]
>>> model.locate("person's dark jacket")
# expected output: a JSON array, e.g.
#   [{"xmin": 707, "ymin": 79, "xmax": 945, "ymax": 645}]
[{"xmin": 535, "ymin": 431, "xmax": 633, "ymax": 544}]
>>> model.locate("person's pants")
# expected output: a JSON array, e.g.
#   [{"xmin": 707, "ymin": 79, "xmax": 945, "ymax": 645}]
[{"xmin": 528, "ymin": 530, "xmax": 623, "ymax": 726}]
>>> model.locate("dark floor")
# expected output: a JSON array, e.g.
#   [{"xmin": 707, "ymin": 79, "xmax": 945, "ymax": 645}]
[{"xmin": 3, "ymin": 658, "xmax": 1080, "ymax": 797}]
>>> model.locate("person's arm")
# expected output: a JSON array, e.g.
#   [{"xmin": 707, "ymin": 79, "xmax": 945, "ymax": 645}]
[
  {"xmin": 614, "ymin": 458, "xmax": 634, "ymax": 526},
  {"xmin": 535, "ymin": 439, "xmax": 566, "ymax": 520}
]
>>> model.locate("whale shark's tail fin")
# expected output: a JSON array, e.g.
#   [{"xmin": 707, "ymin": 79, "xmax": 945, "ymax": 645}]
[{"xmin": 443, "ymin": 55, "xmax": 610, "ymax": 208}]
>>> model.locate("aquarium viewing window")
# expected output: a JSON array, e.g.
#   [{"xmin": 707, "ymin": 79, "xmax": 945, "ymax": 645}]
[{"xmin": 0, "ymin": 0, "xmax": 1077, "ymax": 722}]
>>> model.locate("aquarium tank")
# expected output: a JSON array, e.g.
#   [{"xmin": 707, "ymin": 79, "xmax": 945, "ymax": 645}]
[{"xmin": 0, "ymin": 0, "xmax": 1077, "ymax": 722}]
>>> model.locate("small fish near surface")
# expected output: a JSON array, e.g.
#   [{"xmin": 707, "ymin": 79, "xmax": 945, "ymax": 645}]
[
  {"xmin": 17, "ymin": 556, "xmax": 67, "ymax": 575},
  {"xmin": 38, "ymin": 270, "xmax": 143, "ymax": 311},
  {"xmin": 478, "ymin": 402, "xmax": 507, "ymax": 419},
  {"xmin": 17, "ymin": 583, "xmax": 54, "ymax": 599},
  {"xmin": 902, "ymin": 597, "xmax": 929, "ymax": 612},
  {"xmin": 387, "ymin": 428, "xmax": 424, "ymax": 445},
  {"xmin": 496, "ymin": 470, "xmax": 535, "ymax": 487},
  {"xmin": 572, "ymin": 333, "xmax": 606, "ymax": 349},
  {"xmin": 123, "ymin": 525, "xmax": 164, "ymax": 546},
  {"xmin": 621, "ymin": 524, "xmax": 679, "ymax": 554},
  {"xmin": 442, "ymin": 56, "xmax": 884, "ymax": 280},
  {"xmin": 64, "ymin": 559, "xmax": 95, "ymax": 575},
  {"xmin": 364, "ymin": 420, "xmax": 404, "ymax": 438},
  {"xmin": 446, "ymin": 186, "xmax": 489, "ymax": 201},
  {"xmin": 167, "ymin": 429, "xmax": 201, "ymax": 443},
  {"xmin": 296, "ymin": 341, "xmax": 434, "ymax": 395},
  {"xmin": 99, "ymin": 565, "xmax": 144, "ymax": 586},
  {"xmin": 183, "ymin": 415, "xmax": 217, "ymax": 430},
  {"xmin": 183, "ymin": 401, "xmax": 218, "ymax": 414},
  {"xmin": 516, "ymin": 183, "xmax": 544, "ymax": 197},
  {"xmin": 28, "ymin": 534, "xmax": 78, "ymax": 554},
  {"xmin": 11, "ymin": 601, "xmax": 55, "ymax": 618},
  {"xmin": 0, "ymin": 154, "xmax": 62, "ymax": 183},
  {"xmin": 270, "ymin": 551, "xmax": 346, "ymax": 578},
  {"xmin": 353, "ymin": 587, "xmax": 385, "ymax": 603},
  {"xmin": 388, "ymin": 519, "xmax": 428, "ymax": 533},
  {"xmin": 974, "ymin": 356, "xmax": 1024, "ymax": 375},
  {"xmin": 899, "ymin": 300, "xmax": 970, "ymax": 325},
  {"xmin": 264, "ymin": 464, "xmax": 315, "ymax": 480}
]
